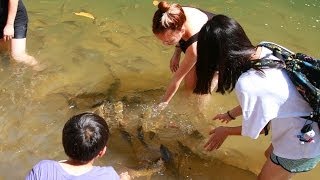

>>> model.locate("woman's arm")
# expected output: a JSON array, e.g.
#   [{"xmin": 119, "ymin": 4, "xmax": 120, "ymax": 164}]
[
  {"xmin": 6, "ymin": 0, "xmax": 19, "ymax": 25},
  {"xmin": 161, "ymin": 43, "xmax": 197, "ymax": 104},
  {"xmin": 213, "ymin": 105, "xmax": 242, "ymax": 123},
  {"xmin": 204, "ymin": 126, "xmax": 242, "ymax": 151},
  {"xmin": 3, "ymin": 0, "xmax": 19, "ymax": 41},
  {"xmin": 170, "ymin": 46, "xmax": 182, "ymax": 73},
  {"xmin": 204, "ymin": 124, "xmax": 267, "ymax": 151}
]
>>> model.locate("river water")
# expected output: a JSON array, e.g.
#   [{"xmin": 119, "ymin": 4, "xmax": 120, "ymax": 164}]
[{"xmin": 0, "ymin": 0, "xmax": 319, "ymax": 179}]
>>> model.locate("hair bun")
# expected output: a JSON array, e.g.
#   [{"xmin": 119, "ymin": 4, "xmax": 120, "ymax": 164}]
[{"xmin": 158, "ymin": 1, "xmax": 171, "ymax": 13}]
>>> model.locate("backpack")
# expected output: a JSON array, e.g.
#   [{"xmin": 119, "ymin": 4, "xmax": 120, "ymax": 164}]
[{"xmin": 253, "ymin": 41, "xmax": 320, "ymax": 132}]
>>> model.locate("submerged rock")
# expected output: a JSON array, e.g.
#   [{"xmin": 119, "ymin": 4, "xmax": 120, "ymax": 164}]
[{"xmin": 60, "ymin": 90, "xmax": 254, "ymax": 178}]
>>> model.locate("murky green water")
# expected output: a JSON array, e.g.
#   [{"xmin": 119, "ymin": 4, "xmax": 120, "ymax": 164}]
[{"xmin": 0, "ymin": 0, "xmax": 319, "ymax": 179}]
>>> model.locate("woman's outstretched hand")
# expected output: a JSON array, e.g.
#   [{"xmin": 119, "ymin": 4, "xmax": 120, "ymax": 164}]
[
  {"xmin": 204, "ymin": 126, "xmax": 229, "ymax": 151},
  {"xmin": 120, "ymin": 172, "xmax": 131, "ymax": 180},
  {"xmin": 213, "ymin": 112, "xmax": 233, "ymax": 124},
  {"xmin": 157, "ymin": 102, "xmax": 168, "ymax": 111}
]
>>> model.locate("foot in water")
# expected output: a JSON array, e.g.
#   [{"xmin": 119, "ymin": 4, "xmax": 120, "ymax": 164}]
[
  {"xmin": 11, "ymin": 53, "xmax": 47, "ymax": 71},
  {"xmin": 31, "ymin": 62, "xmax": 47, "ymax": 71}
]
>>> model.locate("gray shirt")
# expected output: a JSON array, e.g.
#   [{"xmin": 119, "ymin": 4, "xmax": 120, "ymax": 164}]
[{"xmin": 26, "ymin": 160, "xmax": 120, "ymax": 180}]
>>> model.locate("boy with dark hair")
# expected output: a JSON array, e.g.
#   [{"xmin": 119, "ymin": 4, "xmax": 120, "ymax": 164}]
[{"xmin": 26, "ymin": 112, "xmax": 130, "ymax": 180}]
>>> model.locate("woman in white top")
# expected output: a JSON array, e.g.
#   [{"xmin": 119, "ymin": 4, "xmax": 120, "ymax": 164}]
[{"xmin": 194, "ymin": 14, "xmax": 320, "ymax": 180}]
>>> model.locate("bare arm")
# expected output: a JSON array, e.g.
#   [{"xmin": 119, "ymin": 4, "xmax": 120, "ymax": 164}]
[
  {"xmin": 204, "ymin": 124, "xmax": 267, "ymax": 151},
  {"xmin": 6, "ymin": 0, "xmax": 19, "ymax": 25},
  {"xmin": 170, "ymin": 46, "xmax": 182, "ymax": 73},
  {"xmin": 161, "ymin": 43, "xmax": 197, "ymax": 104},
  {"xmin": 213, "ymin": 105, "xmax": 242, "ymax": 123},
  {"xmin": 3, "ymin": 0, "xmax": 19, "ymax": 41},
  {"xmin": 229, "ymin": 105, "xmax": 242, "ymax": 117},
  {"xmin": 204, "ymin": 126, "xmax": 242, "ymax": 151}
]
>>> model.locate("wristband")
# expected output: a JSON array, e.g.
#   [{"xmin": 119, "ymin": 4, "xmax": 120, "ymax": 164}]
[{"xmin": 227, "ymin": 111, "xmax": 235, "ymax": 120}]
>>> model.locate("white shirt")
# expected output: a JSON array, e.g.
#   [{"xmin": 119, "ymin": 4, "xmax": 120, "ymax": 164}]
[{"xmin": 235, "ymin": 46, "xmax": 320, "ymax": 159}]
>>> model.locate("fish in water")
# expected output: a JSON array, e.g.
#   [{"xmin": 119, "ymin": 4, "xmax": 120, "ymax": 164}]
[
  {"xmin": 73, "ymin": 12, "xmax": 95, "ymax": 20},
  {"xmin": 160, "ymin": 144, "xmax": 172, "ymax": 163}
]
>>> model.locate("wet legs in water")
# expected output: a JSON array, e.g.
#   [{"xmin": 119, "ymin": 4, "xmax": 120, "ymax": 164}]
[{"xmin": 0, "ymin": 38, "xmax": 38, "ymax": 67}]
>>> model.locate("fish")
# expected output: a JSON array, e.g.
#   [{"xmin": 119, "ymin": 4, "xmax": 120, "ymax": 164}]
[
  {"xmin": 73, "ymin": 12, "xmax": 95, "ymax": 20},
  {"xmin": 160, "ymin": 144, "xmax": 172, "ymax": 163}
]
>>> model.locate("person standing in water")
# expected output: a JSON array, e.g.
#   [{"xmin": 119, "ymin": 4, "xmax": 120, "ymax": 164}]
[
  {"xmin": 194, "ymin": 15, "xmax": 320, "ymax": 180},
  {"xmin": 0, "ymin": 0, "xmax": 38, "ymax": 67},
  {"xmin": 152, "ymin": 1, "xmax": 218, "ymax": 109}
]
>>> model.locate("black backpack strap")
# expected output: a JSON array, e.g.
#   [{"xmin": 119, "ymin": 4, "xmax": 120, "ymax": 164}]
[
  {"xmin": 258, "ymin": 41, "xmax": 295, "ymax": 60},
  {"xmin": 251, "ymin": 58, "xmax": 285, "ymax": 69},
  {"xmin": 178, "ymin": 33, "xmax": 199, "ymax": 53}
]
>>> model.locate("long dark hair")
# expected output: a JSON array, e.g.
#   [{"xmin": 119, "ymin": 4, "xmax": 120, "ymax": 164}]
[{"xmin": 194, "ymin": 15, "xmax": 256, "ymax": 95}]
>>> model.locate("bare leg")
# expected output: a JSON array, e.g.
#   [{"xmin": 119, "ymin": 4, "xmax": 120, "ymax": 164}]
[
  {"xmin": 264, "ymin": 144, "xmax": 273, "ymax": 159},
  {"xmin": 183, "ymin": 66, "xmax": 196, "ymax": 91},
  {"xmin": 0, "ymin": 39, "xmax": 11, "ymax": 66},
  {"xmin": 10, "ymin": 38, "xmax": 38, "ymax": 66},
  {"xmin": 0, "ymin": 39, "xmax": 9, "ymax": 52},
  {"xmin": 182, "ymin": 67, "xmax": 208, "ymax": 112},
  {"xmin": 183, "ymin": 67, "xmax": 218, "ymax": 112},
  {"xmin": 210, "ymin": 71, "xmax": 219, "ymax": 92},
  {"xmin": 258, "ymin": 157, "xmax": 294, "ymax": 180}
]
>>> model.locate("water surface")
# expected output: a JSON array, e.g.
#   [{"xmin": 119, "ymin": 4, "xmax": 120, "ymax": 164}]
[{"xmin": 0, "ymin": 0, "xmax": 319, "ymax": 179}]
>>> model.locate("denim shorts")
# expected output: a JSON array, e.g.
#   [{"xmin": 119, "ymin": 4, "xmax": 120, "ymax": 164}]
[
  {"xmin": 270, "ymin": 152, "xmax": 320, "ymax": 173},
  {"xmin": 0, "ymin": 23, "xmax": 28, "ymax": 39}
]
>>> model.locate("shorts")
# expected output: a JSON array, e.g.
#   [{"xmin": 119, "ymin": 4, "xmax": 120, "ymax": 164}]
[
  {"xmin": 0, "ymin": 23, "xmax": 28, "ymax": 39},
  {"xmin": 270, "ymin": 152, "xmax": 320, "ymax": 173}
]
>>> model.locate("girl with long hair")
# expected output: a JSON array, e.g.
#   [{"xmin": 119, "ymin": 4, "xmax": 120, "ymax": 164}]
[{"xmin": 195, "ymin": 14, "xmax": 320, "ymax": 179}]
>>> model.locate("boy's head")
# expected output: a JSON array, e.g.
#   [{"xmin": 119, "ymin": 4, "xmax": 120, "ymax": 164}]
[{"xmin": 62, "ymin": 112, "xmax": 109, "ymax": 163}]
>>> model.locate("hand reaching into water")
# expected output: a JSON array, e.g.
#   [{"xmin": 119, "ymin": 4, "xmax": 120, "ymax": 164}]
[
  {"xmin": 204, "ymin": 126, "xmax": 242, "ymax": 151},
  {"xmin": 213, "ymin": 106, "xmax": 241, "ymax": 124},
  {"xmin": 204, "ymin": 126, "xmax": 229, "ymax": 151},
  {"xmin": 120, "ymin": 172, "xmax": 131, "ymax": 180},
  {"xmin": 146, "ymin": 102, "xmax": 168, "ymax": 118},
  {"xmin": 157, "ymin": 102, "xmax": 168, "ymax": 111},
  {"xmin": 213, "ymin": 112, "xmax": 233, "ymax": 124}
]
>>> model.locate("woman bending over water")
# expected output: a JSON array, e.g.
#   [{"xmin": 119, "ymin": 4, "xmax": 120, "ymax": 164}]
[
  {"xmin": 152, "ymin": 1, "xmax": 218, "ymax": 109},
  {"xmin": 194, "ymin": 15, "xmax": 320, "ymax": 179}
]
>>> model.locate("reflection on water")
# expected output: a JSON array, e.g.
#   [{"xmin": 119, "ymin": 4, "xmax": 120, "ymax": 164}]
[{"xmin": 0, "ymin": 0, "xmax": 319, "ymax": 179}]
